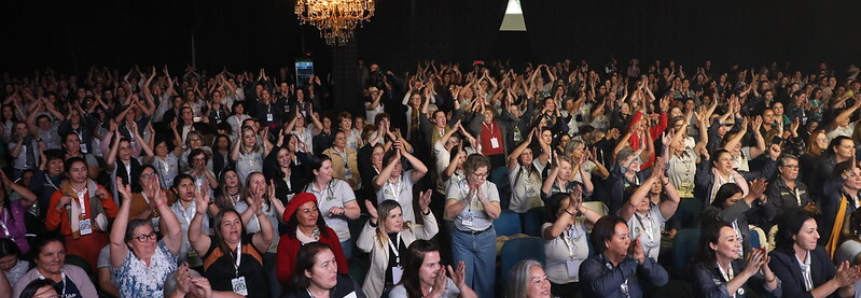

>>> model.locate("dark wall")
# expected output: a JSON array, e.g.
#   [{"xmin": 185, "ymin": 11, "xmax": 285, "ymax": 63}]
[
  {"xmin": 2, "ymin": 0, "xmax": 861, "ymax": 76},
  {"xmin": 0, "ymin": 0, "xmax": 331, "ymax": 75}
]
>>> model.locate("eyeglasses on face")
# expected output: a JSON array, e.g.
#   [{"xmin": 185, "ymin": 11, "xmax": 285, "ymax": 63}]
[{"xmin": 134, "ymin": 233, "xmax": 157, "ymax": 242}]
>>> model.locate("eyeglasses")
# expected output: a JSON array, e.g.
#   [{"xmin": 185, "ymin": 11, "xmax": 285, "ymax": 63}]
[
  {"xmin": 134, "ymin": 233, "xmax": 157, "ymax": 242},
  {"xmin": 471, "ymin": 171, "xmax": 489, "ymax": 178},
  {"xmin": 446, "ymin": 140, "xmax": 460, "ymax": 145},
  {"xmin": 140, "ymin": 172, "xmax": 157, "ymax": 179}
]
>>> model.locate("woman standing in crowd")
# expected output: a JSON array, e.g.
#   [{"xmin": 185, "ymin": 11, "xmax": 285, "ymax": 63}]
[
  {"xmin": 507, "ymin": 129, "xmax": 544, "ymax": 213},
  {"xmin": 323, "ymin": 130, "xmax": 361, "ymax": 190},
  {"xmin": 46, "ymin": 157, "xmax": 119, "ymax": 271},
  {"xmin": 357, "ymin": 192, "xmax": 438, "ymax": 298},
  {"xmin": 445, "ymin": 154, "xmax": 501, "ymax": 298},
  {"xmin": 374, "ymin": 141, "xmax": 428, "ymax": 223},
  {"xmin": 305, "ymin": 155, "xmax": 361, "ymax": 258}
]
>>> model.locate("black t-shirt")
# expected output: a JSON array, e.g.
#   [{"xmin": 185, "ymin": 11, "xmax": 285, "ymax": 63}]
[{"xmin": 203, "ymin": 233, "xmax": 270, "ymax": 298}]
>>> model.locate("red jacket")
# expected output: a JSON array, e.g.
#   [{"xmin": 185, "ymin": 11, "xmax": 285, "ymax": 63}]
[{"xmin": 627, "ymin": 112, "xmax": 668, "ymax": 169}]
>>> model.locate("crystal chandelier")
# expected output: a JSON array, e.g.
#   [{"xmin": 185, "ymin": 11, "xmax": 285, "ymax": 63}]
[{"xmin": 295, "ymin": 0, "xmax": 375, "ymax": 46}]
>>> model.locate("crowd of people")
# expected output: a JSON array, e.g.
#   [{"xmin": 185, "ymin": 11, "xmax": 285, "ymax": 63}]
[{"xmin": 1, "ymin": 58, "xmax": 861, "ymax": 298}]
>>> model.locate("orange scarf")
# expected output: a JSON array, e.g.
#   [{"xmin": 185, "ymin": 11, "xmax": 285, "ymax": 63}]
[{"xmin": 826, "ymin": 194, "xmax": 848, "ymax": 259}]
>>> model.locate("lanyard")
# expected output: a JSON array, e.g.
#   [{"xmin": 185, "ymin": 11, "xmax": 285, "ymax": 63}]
[
  {"xmin": 387, "ymin": 232, "xmax": 402, "ymax": 266},
  {"xmin": 233, "ymin": 240, "xmax": 242, "ymax": 277},
  {"xmin": 73, "ymin": 186, "xmax": 87, "ymax": 217},
  {"xmin": 387, "ymin": 176, "xmax": 403, "ymax": 198},
  {"xmin": 794, "ymin": 187, "xmax": 802, "ymax": 206},
  {"xmin": 634, "ymin": 213, "xmax": 655, "ymax": 245},
  {"xmin": 40, "ymin": 273, "xmax": 67, "ymax": 296},
  {"xmin": 141, "ymin": 192, "xmax": 151, "ymax": 205},
  {"xmin": 0, "ymin": 210, "xmax": 9, "ymax": 237},
  {"xmin": 45, "ymin": 174, "xmax": 59, "ymax": 190},
  {"xmin": 717, "ymin": 263, "xmax": 736, "ymax": 298},
  {"xmin": 562, "ymin": 225, "xmax": 583, "ymax": 259},
  {"xmin": 482, "ymin": 122, "xmax": 494, "ymax": 133}
]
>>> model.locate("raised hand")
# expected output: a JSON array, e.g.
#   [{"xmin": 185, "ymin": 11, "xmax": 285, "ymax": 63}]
[
  {"xmin": 365, "ymin": 200, "xmax": 379, "ymax": 224},
  {"xmin": 194, "ymin": 186, "xmax": 209, "ymax": 215},
  {"xmin": 116, "ymin": 177, "xmax": 132, "ymax": 201},
  {"xmin": 419, "ymin": 189, "xmax": 432, "ymax": 214}
]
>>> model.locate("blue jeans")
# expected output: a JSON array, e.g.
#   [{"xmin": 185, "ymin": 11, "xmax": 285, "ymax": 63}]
[
  {"xmin": 340, "ymin": 239, "xmax": 353, "ymax": 260},
  {"xmin": 450, "ymin": 223, "xmax": 497, "ymax": 298}
]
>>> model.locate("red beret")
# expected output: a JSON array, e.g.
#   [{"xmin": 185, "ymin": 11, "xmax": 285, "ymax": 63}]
[{"xmin": 283, "ymin": 192, "xmax": 318, "ymax": 222}]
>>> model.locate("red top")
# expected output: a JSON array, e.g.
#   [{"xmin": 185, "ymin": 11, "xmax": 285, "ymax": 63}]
[
  {"xmin": 480, "ymin": 121, "xmax": 505, "ymax": 156},
  {"xmin": 627, "ymin": 112, "xmax": 668, "ymax": 169},
  {"xmin": 276, "ymin": 227, "xmax": 349, "ymax": 285}
]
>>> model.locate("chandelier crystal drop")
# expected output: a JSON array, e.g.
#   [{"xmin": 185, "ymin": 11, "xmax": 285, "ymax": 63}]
[{"xmin": 295, "ymin": 0, "xmax": 375, "ymax": 46}]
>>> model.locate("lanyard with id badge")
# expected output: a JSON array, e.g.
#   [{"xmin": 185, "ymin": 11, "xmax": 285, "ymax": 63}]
[
  {"xmin": 461, "ymin": 184, "xmax": 479, "ymax": 227},
  {"xmin": 75, "ymin": 187, "xmax": 93, "ymax": 236},
  {"xmin": 388, "ymin": 233, "xmax": 404, "ymax": 284},
  {"xmin": 564, "ymin": 225, "xmax": 584, "ymax": 279},
  {"xmin": 231, "ymin": 241, "xmax": 249, "ymax": 296}
]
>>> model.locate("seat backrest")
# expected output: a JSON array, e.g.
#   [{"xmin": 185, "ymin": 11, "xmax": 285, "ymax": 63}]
[
  {"xmin": 494, "ymin": 210, "xmax": 522, "ymax": 236},
  {"xmin": 672, "ymin": 228, "xmax": 701, "ymax": 274},
  {"xmin": 500, "ymin": 237, "xmax": 546, "ymax": 279},
  {"xmin": 522, "ymin": 207, "xmax": 546, "ymax": 237},
  {"xmin": 582, "ymin": 201, "xmax": 609, "ymax": 216}
]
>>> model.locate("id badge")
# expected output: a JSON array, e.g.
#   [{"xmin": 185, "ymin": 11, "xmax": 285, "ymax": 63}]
[
  {"xmin": 461, "ymin": 211, "xmax": 474, "ymax": 227},
  {"xmin": 151, "ymin": 217, "xmax": 160, "ymax": 233},
  {"xmin": 79, "ymin": 217, "xmax": 93, "ymax": 236},
  {"xmin": 490, "ymin": 137, "xmax": 500, "ymax": 149},
  {"xmin": 267, "ymin": 114, "xmax": 274, "ymax": 122},
  {"xmin": 392, "ymin": 266, "xmax": 404, "ymax": 284},
  {"xmin": 188, "ymin": 247, "xmax": 198, "ymax": 258},
  {"xmin": 527, "ymin": 187, "xmax": 537, "ymax": 197},
  {"xmin": 80, "ymin": 143, "xmax": 88, "ymax": 153},
  {"xmin": 566, "ymin": 259, "xmax": 580, "ymax": 278},
  {"xmin": 232, "ymin": 276, "xmax": 249, "ymax": 296},
  {"xmin": 345, "ymin": 168, "xmax": 353, "ymax": 180}
]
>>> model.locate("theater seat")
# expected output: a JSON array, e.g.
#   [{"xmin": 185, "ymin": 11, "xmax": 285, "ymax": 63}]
[
  {"xmin": 494, "ymin": 210, "xmax": 522, "ymax": 237},
  {"xmin": 499, "ymin": 237, "xmax": 545, "ymax": 281},
  {"xmin": 582, "ymin": 201, "xmax": 609, "ymax": 216},
  {"xmin": 672, "ymin": 228, "xmax": 700, "ymax": 275},
  {"xmin": 522, "ymin": 207, "xmax": 546, "ymax": 237}
]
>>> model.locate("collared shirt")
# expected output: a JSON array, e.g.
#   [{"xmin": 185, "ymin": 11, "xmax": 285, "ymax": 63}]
[
  {"xmin": 579, "ymin": 253, "xmax": 669, "ymax": 298},
  {"xmin": 305, "ymin": 179, "xmax": 356, "ymax": 241},
  {"xmin": 627, "ymin": 205, "xmax": 668, "ymax": 261},
  {"xmin": 114, "ymin": 241, "xmax": 178, "ymax": 298},
  {"xmin": 445, "ymin": 179, "xmax": 500, "ymax": 232}
]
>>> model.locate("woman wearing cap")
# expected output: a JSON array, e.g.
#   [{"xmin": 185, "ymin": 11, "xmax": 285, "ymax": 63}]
[{"xmin": 276, "ymin": 192, "xmax": 348, "ymax": 286}]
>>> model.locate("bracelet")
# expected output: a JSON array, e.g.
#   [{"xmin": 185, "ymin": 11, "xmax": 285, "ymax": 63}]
[
  {"xmin": 155, "ymin": 201, "xmax": 165, "ymax": 208},
  {"xmin": 565, "ymin": 210, "xmax": 575, "ymax": 216}
]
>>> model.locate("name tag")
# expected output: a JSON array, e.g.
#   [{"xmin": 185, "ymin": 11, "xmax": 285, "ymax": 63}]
[
  {"xmin": 490, "ymin": 137, "xmax": 500, "ymax": 149},
  {"xmin": 232, "ymin": 276, "xmax": 249, "ymax": 296},
  {"xmin": 267, "ymin": 114, "xmax": 274, "ymax": 122},
  {"xmin": 392, "ymin": 266, "xmax": 404, "ymax": 284},
  {"xmin": 567, "ymin": 259, "xmax": 581, "ymax": 279},
  {"xmin": 461, "ymin": 211, "xmax": 474, "ymax": 226},
  {"xmin": 79, "ymin": 217, "xmax": 93, "ymax": 236}
]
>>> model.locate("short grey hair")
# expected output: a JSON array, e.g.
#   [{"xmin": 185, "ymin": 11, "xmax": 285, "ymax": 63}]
[{"xmin": 506, "ymin": 259, "xmax": 544, "ymax": 298}]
